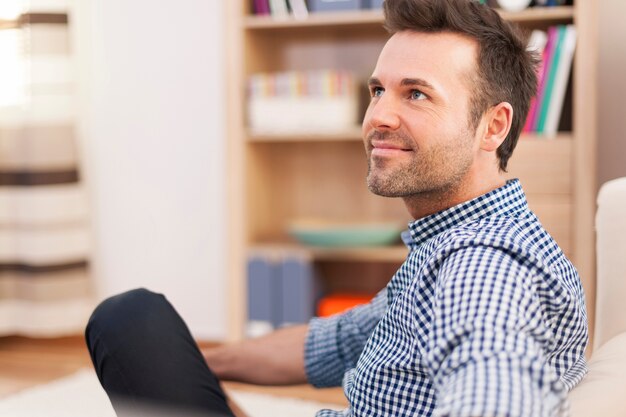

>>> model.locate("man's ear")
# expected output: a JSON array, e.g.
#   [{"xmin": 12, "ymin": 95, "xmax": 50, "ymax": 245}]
[{"xmin": 480, "ymin": 102, "xmax": 513, "ymax": 152}]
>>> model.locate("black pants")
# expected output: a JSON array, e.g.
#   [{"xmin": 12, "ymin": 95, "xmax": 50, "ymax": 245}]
[{"xmin": 85, "ymin": 288, "xmax": 236, "ymax": 417}]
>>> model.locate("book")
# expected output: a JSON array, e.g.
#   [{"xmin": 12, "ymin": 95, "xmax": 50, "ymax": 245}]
[
  {"xmin": 308, "ymin": 0, "xmax": 362, "ymax": 12},
  {"xmin": 528, "ymin": 26, "xmax": 559, "ymax": 132},
  {"xmin": 253, "ymin": 0, "xmax": 270, "ymax": 15},
  {"xmin": 269, "ymin": 0, "xmax": 289, "ymax": 18},
  {"xmin": 279, "ymin": 255, "xmax": 318, "ymax": 326},
  {"xmin": 287, "ymin": 0, "xmax": 308, "ymax": 20},
  {"xmin": 523, "ymin": 29, "xmax": 549, "ymax": 133},
  {"xmin": 246, "ymin": 249, "xmax": 319, "ymax": 332},
  {"xmin": 247, "ymin": 70, "xmax": 358, "ymax": 134},
  {"xmin": 536, "ymin": 25, "xmax": 565, "ymax": 134},
  {"xmin": 246, "ymin": 257, "xmax": 281, "ymax": 337},
  {"xmin": 543, "ymin": 25, "xmax": 577, "ymax": 137}
]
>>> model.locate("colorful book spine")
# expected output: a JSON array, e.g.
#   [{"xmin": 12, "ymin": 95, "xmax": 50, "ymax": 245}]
[
  {"xmin": 543, "ymin": 25, "xmax": 577, "ymax": 137},
  {"xmin": 269, "ymin": 0, "xmax": 289, "ymax": 18},
  {"xmin": 247, "ymin": 70, "xmax": 358, "ymax": 133},
  {"xmin": 523, "ymin": 30, "xmax": 548, "ymax": 133},
  {"xmin": 253, "ymin": 0, "xmax": 271, "ymax": 15},
  {"xmin": 287, "ymin": 0, "xmax": 309, "ymax": 20},
  {"xmin": 248, "ymin": 70, "xmax": 355, "ymax": 99},
  {"xmin": 536, "ymin": 25, "xmax": 566, "ymax": 134},
  {"xmin": 529, "ymin": 25, "xmax": 559, "ymax": 132}
]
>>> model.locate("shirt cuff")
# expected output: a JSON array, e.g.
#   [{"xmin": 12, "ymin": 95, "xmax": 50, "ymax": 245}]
[{"xmin": 304, "ymin": 315, "xmax": 347, "ymax": 388}]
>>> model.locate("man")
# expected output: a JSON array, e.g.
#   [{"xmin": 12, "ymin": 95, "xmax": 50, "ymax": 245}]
[{"xmin": 86, "ymin": 0, "xmax": 588, "ymax": 416}]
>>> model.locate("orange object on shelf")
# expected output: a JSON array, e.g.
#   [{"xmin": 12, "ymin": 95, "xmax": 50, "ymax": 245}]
[{"xmin": 317, "ymin": 293, "xmax": 375, "ymax": 317}]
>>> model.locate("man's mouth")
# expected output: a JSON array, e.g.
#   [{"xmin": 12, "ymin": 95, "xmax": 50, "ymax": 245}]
[{"xmin": 370, "ymin": 140, "xmax": 413, "ymax": 156}]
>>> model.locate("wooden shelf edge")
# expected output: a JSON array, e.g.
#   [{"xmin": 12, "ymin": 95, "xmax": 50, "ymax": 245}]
[
  {"xmin": 244, "ymin": 6, "xmax": 573, "ymax": 30},
  {"xmin": 249, "ymin": 243, "xmax": 408, "ymax": 263},
  {"xmin": 520, "ymin": 132, "xmax": 573, "ymax": 141},
  {"xmin": 311, "ymin": 245, "xmax": 408, "ymax": 262},
  {"xmin": 0, "ymin": 13, "xmax": 68, "ymax": 30},
  {"xmin": 247, "ymin": 127, "xmax": 363, "ymax": 143},
  {"xmin": 244, "ymin": 9, "xmax": 383, "ymax": 29},
  {"xmin": 498, "ymin": 6, "xmax": 573, "ymax": 23}
]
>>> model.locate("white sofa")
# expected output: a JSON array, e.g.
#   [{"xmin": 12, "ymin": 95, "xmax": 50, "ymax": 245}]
[{"xmin": 569, "ymin": 178, "xmax": 626, "ymax": 416}]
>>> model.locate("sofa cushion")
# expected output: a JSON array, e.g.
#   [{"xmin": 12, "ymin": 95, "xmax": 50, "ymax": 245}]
[
  {"xmin": 569, "ymin": 332, "xmax": 626, "ymax": 417},
  {"xmin": 595, "ymin": 178, "xmax": 626, "ymax": 349}
]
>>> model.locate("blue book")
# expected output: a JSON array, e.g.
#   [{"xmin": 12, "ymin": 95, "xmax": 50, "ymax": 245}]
[
  {"xmin": 363, "ymin": 0, "xmax": 384, "ymax": 8},
  {"xmin": 279, "ymin": 255, "xmax": 318, "ymax": 326},
  {"xmin": 308, "ymin": 0, "xmax": 362, "ymax": 12},
  {"xmin": 247, "ymin": 257, "xmax": 282, "ymax": 336}
]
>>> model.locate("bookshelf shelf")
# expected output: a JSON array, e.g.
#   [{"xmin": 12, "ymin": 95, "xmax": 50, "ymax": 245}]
[
  {"xmin": 247, "ymin": 127, "xmax": 364, "ymax": 143},
  {"xmin": 0, "ymin": 13, "xmax": 69, "ymax": 30},
  {"xmin": 250, "ymin": 243, "xmax": 409, "ymax": 263},
  {"xmin": 244, "ymin": 9, "xmax": 383, "ymax": 29},
  {"xmin": 243, "ymin": 6, "xmax": 574, "ymax": 30},
  {"xmin": 310, "ymin": 245, "xmax": 408, "ymax": 262},
  {"xmin": 498, "ymin": 5, "xmax": 573, "ymax": 23}
]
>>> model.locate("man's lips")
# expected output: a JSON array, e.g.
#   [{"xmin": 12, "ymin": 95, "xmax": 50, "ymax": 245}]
[{"xmin": 370, "ymin": 140, "xmax": 413, "ymax": 156}]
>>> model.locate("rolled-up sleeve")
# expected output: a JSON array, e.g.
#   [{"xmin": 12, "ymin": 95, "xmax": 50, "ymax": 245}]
[
  {"xmin": 304, "ymin": 288, "xmax": 387, "ymax": 388},
  {"xmin": 425, "ymin": 245, "xmax": 570, "ymax": 417}
]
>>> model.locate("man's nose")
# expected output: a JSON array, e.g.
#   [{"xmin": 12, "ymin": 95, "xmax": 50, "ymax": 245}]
[{"xmin": 365, "ymin": 95, "xmax": 401, "ymax": 132}]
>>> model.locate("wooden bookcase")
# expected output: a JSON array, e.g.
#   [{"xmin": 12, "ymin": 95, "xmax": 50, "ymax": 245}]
[{"xmin": 224, "ymin": 2, "xmax": 598, "ymax": 344}]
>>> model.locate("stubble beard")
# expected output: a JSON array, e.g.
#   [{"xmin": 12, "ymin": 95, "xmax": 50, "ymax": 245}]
[{"xmin": 366, "ymin": 131, "xmax": 474, "ymax": 199}]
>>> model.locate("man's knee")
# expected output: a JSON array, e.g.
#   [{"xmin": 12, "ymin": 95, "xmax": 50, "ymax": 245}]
[{"xmin": 85, "ymin": 288, "xmax": 169, "ymax": 350}]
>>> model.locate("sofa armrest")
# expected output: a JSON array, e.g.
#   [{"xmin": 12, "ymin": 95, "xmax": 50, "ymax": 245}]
[{"xmin": 569, "ymin": 332, "xmax": 626, "ymax": 416}]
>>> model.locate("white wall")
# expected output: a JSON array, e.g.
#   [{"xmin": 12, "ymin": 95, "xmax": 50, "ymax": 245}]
[{"xmin": 74, "ymin": 0, "xmax": 227, "ymax": 339}]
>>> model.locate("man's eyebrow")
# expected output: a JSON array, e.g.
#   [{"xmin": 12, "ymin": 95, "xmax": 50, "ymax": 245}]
[
  {"xmin": 367, "ymin": 77, "xmax": 435, "ymax": 91},
  {"xmin": 400, "ymin": 78, "xmax": 435, "ymax": 90}
]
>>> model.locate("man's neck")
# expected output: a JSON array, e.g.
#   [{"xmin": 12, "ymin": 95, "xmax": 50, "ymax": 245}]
[{"xmin": 402, "ymin": 173, "xmax": 507, "ymax": 220}]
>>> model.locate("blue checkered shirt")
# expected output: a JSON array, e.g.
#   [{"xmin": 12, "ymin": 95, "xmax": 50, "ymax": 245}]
[{"xmin": 304, "ymin": 180, "xmax": 588, "ymax": 417}]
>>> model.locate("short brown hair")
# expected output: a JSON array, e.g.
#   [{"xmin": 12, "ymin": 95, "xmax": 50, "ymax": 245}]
[{"xmin": 384, "ymin": 0, "xmax": 539, "ymax": 171}]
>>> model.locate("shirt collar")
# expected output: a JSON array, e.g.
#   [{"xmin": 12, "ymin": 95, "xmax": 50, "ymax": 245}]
[{"xmin": 405, "ymin": 179, "xmax": 529, "ymax": 247}]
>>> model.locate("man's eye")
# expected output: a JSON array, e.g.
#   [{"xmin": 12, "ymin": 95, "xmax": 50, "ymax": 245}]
[
  {"xmin": 411, "ymin": 90, "xmax": 426, "ymax": 100},
  {"xmin": 371, "ymin": 87, "xmax": 384, "ymax": 97}
]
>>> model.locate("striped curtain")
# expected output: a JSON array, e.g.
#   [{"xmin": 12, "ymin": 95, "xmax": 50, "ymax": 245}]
[{"xmin": 0, "ymin": 0, "xmax": 93, "ymax": 336}]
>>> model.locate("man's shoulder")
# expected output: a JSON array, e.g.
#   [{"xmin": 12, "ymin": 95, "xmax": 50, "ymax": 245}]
[
  {"xmin": 425, "ymin": 210, "xmax": 571, "ymax": 274},
  {"xmin": 431, "ymin": 210, "xmax": 537, "ymax": 247},
  {"xmin": 417, "ymin": 211, "xmax": 582, "ymax": 310}
]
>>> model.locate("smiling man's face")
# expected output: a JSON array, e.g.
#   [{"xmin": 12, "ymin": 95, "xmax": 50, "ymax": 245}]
[{"xmin": 363, "ymin": 30, "xmax": 482, "ymax": 199}]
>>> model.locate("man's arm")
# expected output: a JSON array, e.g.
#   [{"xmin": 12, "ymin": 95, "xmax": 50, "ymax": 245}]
[
  {"xmin": 204, "ymin": 288, "xmax": 388, "ymax": 387},
  {"xmin": 203, "ymin": 324, "xmax": 308, "ymax": 385},
  {"xmin": 425, "ymin": 245, "xmax": 576, "ymax": 417}
]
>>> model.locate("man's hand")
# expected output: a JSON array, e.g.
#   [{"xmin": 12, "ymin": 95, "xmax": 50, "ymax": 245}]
[{"xmin": 202, "ymin": 324, "xmax": 309, "ymax": 385}]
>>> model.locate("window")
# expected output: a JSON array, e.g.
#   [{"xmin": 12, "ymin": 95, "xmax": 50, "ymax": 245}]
[{"xmin": 0, "ymin": 1, "xmax": 27, "ymax": 107}]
